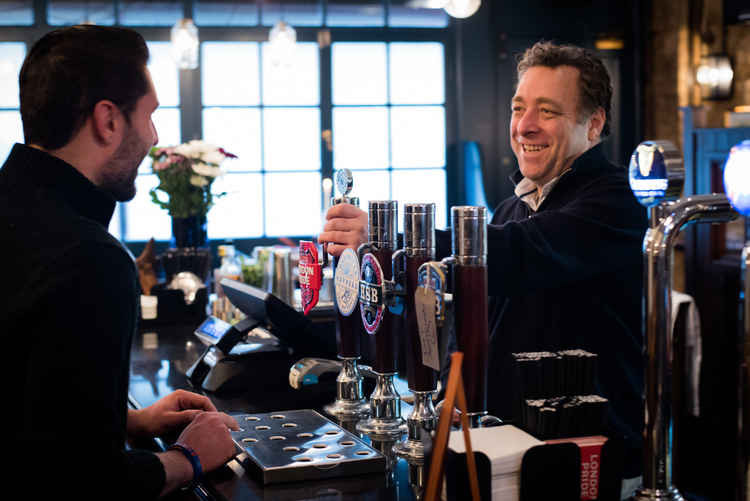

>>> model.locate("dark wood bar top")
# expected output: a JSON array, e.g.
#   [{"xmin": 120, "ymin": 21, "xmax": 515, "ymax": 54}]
[{"xmin": 129, "ymin": 322, "xmax": 420, "ymax": 501}]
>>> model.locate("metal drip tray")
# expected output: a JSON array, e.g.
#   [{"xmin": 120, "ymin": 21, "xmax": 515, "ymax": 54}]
[{"xmin": 231, "ymin": 409, "xmax": 386, "ymax": 484}]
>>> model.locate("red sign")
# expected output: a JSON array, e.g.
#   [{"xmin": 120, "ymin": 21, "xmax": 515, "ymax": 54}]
[
  {"xmin": 298, "ymin": 241, "xmax": 322, "ymax": 315},
  {"xmin": 545, "ymin": 435, "xmax": 607, "ymax": 500}
]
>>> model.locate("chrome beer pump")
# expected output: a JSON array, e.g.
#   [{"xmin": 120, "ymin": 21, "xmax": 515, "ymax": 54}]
[
  {"xmin": 416, "ymin": 206, "xmax": 500, "ymax": 429},
  {"xmin": 449, "ymin": 206, "xmax": 501, "ymax": 428},
  {"xmin": 628, "ymin": 140, "xmax": 739, "ymax": 501},
  {"xmin": 356, "ymin": 200, "xmax": 408, "ymax": 439},
  {"xmin": 721, "ymin": 140, "xmax": 750, "ymax": 501},
  {"xmin": 392, "ymin": 203, "xmax": 439, "ymax": 461},
  {"xmin": 323, "ymin": 169, "xmax": 372, "ymax": 420}
]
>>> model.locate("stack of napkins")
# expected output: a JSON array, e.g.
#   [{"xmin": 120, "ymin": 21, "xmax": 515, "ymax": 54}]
[{"xmin": 447, "ymin": 425, "xmax": 543, "ymax": 500}]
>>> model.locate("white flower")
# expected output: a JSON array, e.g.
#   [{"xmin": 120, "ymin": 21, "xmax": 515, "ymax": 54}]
[
  {"xmin": 175, "ymin": 139, "xmax": 217, "ymax": 158},
  {"xmin": 190, "ymin": 175, "xmax": 209, "ymax": 187},
  {"xmin": 192, "ymin": 162, "xmax": 222, "ymax": 178},
  {"xmin": 201, "ymin": 150, "xmax": 226, "ymax": 165}
]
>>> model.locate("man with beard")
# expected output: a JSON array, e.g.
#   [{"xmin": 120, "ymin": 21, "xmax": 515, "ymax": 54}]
[{"xmin": 0, "ymin": 26, "xmax": 238, "ymax": 499}]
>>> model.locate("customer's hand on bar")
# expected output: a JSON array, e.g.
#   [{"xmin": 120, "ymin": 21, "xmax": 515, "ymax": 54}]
[
  {"xmin": 126, "ymin": 389, "xmax": 218, "ymax": 438},
  {"xmin": 160, "ymin": 411, "xmax": 240, "ymax": 495},
  {"xmin": 318, "ymin": 203, "xmax": 367, "ymax": 257}
]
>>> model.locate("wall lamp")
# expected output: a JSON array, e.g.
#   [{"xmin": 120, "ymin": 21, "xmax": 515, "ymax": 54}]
[{"xmin": 696, "ymin": 53, "xmax": 734, "ymax": 100}]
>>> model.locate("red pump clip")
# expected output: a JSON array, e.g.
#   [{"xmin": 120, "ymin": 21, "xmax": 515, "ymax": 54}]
[{"xmin": 298, "ymin": 241, "xmax": 328, "ymax": 315}]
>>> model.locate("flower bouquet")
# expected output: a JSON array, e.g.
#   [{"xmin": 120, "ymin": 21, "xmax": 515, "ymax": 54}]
[{"xmin": 149, "ymin": 139, "xmax": 237, "ymax": 219}]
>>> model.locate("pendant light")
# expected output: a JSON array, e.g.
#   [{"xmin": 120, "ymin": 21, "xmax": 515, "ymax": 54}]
[
  {"xmin": 170, "ymin": 18, "xmax": 199, "ymax": 70},
  {"xmin": 268, "ymin": 20, "xmax": 297, "ymax": 67},
  {"xmin": 444, "ymin": 0, "xmax": 481, "ymax": 18}
]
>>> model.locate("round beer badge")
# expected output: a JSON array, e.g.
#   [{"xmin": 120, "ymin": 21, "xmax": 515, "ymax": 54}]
[
  {"xmin": 359, "ymin": 253, "xmax": 385, "ymax": 335},
  {"xmin": 334, "ymin": 248, "xmax": 360, "ymax": 316}
]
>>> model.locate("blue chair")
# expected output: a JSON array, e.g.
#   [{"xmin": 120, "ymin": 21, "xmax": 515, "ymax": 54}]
[{"xmin": 462, "ymin": 141, "xmax": 493, "ymax": 218}]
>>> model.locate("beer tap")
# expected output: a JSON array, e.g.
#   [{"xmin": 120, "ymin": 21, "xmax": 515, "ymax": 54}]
[
  {"xmin": 720, "ymin": 139, "xmax": 750, "ymax": 501},
  {"xmin": 451, "ymin": 206, "xmax": 501, "ymax": 428},
  {"xmin": 628, "ymin": 141, "xmax": 739, "ymax": 501},
  {"xmin": 356, "ymin": 200, "xmax": 408, "ymax": 439},
  {"xmin": 393, "ymin": 203, "xmax": 440, "ymax": 461},
  {"xmin": 323, "ymin": 169, "xmax": 372, "ymax": 420}
]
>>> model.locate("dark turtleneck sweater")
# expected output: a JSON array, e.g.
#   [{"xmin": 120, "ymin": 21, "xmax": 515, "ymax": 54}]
[{"xmin": 0, "ymin": 144, "xmax": 164, "ymax": 499}]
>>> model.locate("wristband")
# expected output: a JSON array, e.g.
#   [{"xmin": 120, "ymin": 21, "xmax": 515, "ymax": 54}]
[{"xmin": 168, "ymin": 443, "xmax": 203, "ymax": 483}]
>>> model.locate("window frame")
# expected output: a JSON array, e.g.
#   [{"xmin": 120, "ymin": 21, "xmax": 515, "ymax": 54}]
[{"xmin": 0, "ymin": 1, "xmax": 458, "ymax": 260}]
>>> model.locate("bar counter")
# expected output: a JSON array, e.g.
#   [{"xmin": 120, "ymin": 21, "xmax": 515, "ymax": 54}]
[{"xmin": 129, "ymin": 322, "xmax": 420, "ymax": 501}]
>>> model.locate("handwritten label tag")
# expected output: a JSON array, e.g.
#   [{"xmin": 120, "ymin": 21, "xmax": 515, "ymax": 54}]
[{"xmin": 415, "ymin": 285, "xmax": 440, "ymax": 371}]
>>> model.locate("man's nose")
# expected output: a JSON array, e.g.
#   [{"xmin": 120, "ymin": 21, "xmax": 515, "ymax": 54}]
[{"xmin": 517, "ymin": 108, "xmax": 539, "ymax": 135}]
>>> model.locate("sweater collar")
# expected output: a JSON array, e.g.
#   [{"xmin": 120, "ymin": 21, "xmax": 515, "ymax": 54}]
[
  {"xmin": 5, "ymin": 143, "xmax": 116, "ymax": 228},
  {"xmin": 509, "ymin": 142, "xmax": 607, "ymax": 187}
]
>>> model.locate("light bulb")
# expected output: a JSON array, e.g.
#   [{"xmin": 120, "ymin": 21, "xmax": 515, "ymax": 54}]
[
  {"xmin": 170, "ymin": 19, "xmax": 199, "ymax": 70},
  {"xmin": 444, "ymin": 0, "xmax": 481, "ymax": 18},
  {"xmin": 724, "ymin": 140, "xmax": 750, "ymax": 215},
  {"xmin": 268, "ymin": 20, "xmax": 297, "ymax": 67}
]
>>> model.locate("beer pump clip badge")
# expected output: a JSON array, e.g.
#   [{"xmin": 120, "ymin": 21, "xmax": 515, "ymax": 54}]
[
  {"xmin": 334, "ymin": 247, "xmax": 360, "ymax": 316},
  {"xmin": 299, "ymin": 241, "xmax": 324, "ymax": 315},
  {"xmin": 359, "ymin": 253, "xmax": 385, "ymax": 335}
]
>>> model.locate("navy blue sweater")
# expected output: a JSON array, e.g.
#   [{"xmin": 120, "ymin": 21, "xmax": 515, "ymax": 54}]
[{"xmin": 439, "ymin": 143, "xmax": 647, "ymax": 476}]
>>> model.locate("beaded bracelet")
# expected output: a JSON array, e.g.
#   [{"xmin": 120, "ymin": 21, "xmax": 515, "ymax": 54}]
[{"xmin": 168, "ymin": 443, "xmax": 203, "ymax": 483}]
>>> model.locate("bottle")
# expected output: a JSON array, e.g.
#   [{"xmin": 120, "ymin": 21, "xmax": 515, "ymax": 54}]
[{"xmin": 215, "ymin": 244, "xmax": 242, "ymax": 297}]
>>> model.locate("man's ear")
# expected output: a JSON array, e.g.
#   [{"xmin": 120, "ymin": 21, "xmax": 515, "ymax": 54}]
[
  {"xmin": 90, "ymin": 100, "xmax": 121, "ymax": 146},
  {"xmin": 587, "ymin": 107, "xmax": 606, "ymax": 142}
]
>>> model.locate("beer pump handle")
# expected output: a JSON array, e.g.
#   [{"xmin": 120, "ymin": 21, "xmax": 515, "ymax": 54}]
[
  {"xmin": 357, "ymin": 242, "xmax": 373, "ymax": 261},
  {"xmin": 439, "ymin": 256, "xmax": 456, "ymax": 307}
]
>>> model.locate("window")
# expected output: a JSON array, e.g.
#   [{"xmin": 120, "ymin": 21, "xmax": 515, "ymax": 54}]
[
  {"xmin": 332, "ymin": 42, "xmax": 447, "ymax": 230},
  {"xmin": 0, "ymin": 43, "xmax": 26, "ymax": 165},
  {"xmin": 0, "ymin": 1, "xmax": 452, "ymax": 244}
]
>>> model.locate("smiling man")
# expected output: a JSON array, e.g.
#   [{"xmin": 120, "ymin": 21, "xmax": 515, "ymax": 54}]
[
  {"xmin": 486, "ymin": 42, "xmax": 648, "ymax": 497},
  {"xmin": 320, "ymin": 41, "xmax": 648, "ymax": 496}
]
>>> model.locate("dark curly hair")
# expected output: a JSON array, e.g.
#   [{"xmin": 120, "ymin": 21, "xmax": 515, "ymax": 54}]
[
  {"xmin": 516, "ymin": 41, "xmax": 612, "ymax": 137},
  {"xmin": 20, "ymin": 25, "xmax": 150, "ymax": 150}
]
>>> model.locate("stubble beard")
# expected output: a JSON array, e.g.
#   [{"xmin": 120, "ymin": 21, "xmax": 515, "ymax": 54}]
[{"xmin": 100, "ymin": 123, "xmax": 148, "ymax": 202}]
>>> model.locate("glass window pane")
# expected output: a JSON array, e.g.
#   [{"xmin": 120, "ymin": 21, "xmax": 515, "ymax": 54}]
[
  {"xmin": 0, "ymin": 1, "xmax": 33, "ymax": 25},
  {"xmin": 261, "ymin": 1, "xmax": 323, "ymax": 26},
  {"xmin": 388, "ymin": 2, "xmax": 449, "ymax": 27},
  {"xmin": 48, "ymin": 1, "xmax": 115, "ymax": 25},
  {"xmin": 338, "ymin": 169, "xmax": 390, "ymax": 213},
  {"xmin": 265, "ymin": 172, "xmax": 321, "ymax": 236},
  {"xmin": 125, "ymin": 174, "xmax": 172, "ymax": 241},
  {"xmin": 332, "ymin": 107, "xmax": 388, "ymax": 170},
  {"xmin": 140, "ymin": 108, "xmax": 181, "ymax": 174},
  {"xmin": 203, "ymin": 108, "xmax": 262, "ymax": 173},
  {"xmin": 262, "ymin": 42, "xmax": 319, "ymax": 106},
  {"xmin": 390, "ymin": 106, "xmax": 446, "ymax": 168},
  {"xmin": 332, "ymin": 43, "xmax": 387, "ymax": 105},
  {"xmin": 195, "ymin": 1, "xmax": 259, "ymax": 26},
  {"xmin": 208, "ymin": 173, "xmax": 264, "ymax": 239},
  {"xmin": 326, "ymin": 1, "xmax": 384, "ymax": 27},
  {"xmin": 263, "ymin": 108, "xmax": 320, "ymax": 171},
  {"xmin": 389, "ymin": 43, "xmax": 445, "ymax": 105},
  {"xmin": 391, "ymin": 169, "xmax": 447, "ymax": 230},
  {"xmin": 202, "ymin": 42, "xmax": 260, "ymax": 106},
  {"xmin": 118, "ymin": 1, "xmax": 181, "ymax": 26},
  {"xmin": 0, "ymin": 43, "xmax": 25, "ymax": 108},
  {"xmin": 0, "ymin": 111, "xmax": 23, "ymax": 165},
  {"xmin": 147, "ymin": 42, "xmax": 180, "ymax": 107}
]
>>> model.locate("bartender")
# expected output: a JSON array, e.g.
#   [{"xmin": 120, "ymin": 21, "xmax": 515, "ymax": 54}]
[{"xmin": 319, "ymin": 41, "xmax": 648, "ymax": 494}]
